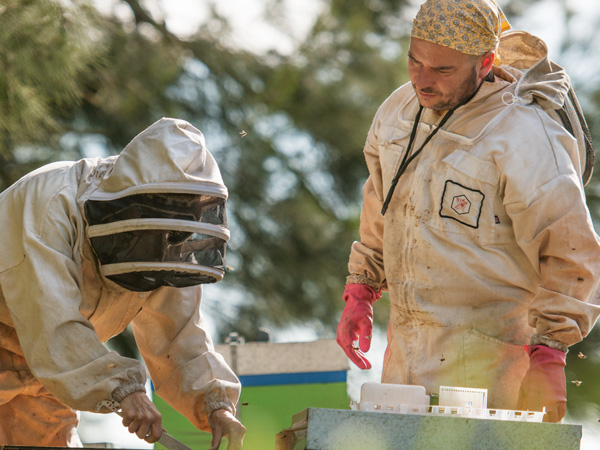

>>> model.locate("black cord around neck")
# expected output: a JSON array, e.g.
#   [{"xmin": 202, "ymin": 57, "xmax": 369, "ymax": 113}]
[{"xmin": 380, "ymin": 106, "xmax": 455, "ymax": 215}]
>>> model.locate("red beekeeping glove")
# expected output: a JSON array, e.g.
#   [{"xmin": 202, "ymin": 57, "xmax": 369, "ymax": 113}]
[
  {"xmin": 336, "ymin": 284, "xmax": 381, "ymax": 370},
  {"xmin": 518, "ymin": 344, "xmax": 567, "ymax": 422}
]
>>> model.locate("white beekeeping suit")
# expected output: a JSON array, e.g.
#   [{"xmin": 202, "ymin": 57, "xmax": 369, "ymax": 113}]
[
  {"xmin": 0, "ymin": 118, "xmax": 240, "ymax": 446},
  {"xmin": 337, "ymin": 0, "xmax": 600, "ymax": 425}
]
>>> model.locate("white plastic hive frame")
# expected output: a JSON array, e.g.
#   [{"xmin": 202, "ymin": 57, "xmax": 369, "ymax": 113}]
[
  {"xmin": 439, "ymin": 386, "xmax": 487, "ymax": 409},
  {"xmin": 350, "ymin": 383, "xmax": 545, "ymax": 423}
]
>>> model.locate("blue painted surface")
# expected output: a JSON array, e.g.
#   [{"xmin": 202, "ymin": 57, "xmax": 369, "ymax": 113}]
[{"xmin": 239, "ymin": 370, "xmax": 347, "ymax": 387}]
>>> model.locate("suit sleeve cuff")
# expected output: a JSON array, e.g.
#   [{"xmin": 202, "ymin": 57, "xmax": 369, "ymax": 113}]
[
  {"xmin": 111, "ymin": 383, "xmax": 147, "ymax": 402},
  {"xmin": 530, "ymin": 334, "xmax": 568, "ymax": 353},
  {"xmin": 346, "ymin": 274, "xmax": 383, "ymax": 292}
]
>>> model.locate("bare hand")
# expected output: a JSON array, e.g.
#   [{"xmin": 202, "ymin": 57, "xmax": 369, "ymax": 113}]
[
  {"xmin": 209, "ymin": 409, "xmax": 246, "ymax": 450},
  {"xmin": 120, "ymin": 391, "xmax": 163, "ymax": 443}
]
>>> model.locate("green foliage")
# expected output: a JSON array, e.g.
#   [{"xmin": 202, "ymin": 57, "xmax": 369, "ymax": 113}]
[
  {"xmin": 214, "ymin": 0, "xmax": 412, "ymax": 337},
  {"xmin": 0, "ymin": 0, "xmax": 102, "ymax": 169}
]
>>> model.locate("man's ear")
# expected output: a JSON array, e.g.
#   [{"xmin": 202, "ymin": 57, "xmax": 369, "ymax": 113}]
[{"xmin": 478, "ymin": 51, "xmax": 495, "ymax": 79}]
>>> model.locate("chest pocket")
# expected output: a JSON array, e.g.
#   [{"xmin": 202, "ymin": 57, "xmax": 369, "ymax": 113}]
[{"xmin": 427, "ymin": 149, "xmax": 500, "ymax": 245}]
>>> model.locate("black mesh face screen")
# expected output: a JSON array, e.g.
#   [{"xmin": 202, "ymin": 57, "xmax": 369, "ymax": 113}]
[
  {"xmin": 89, "ymin": 231, "xmax": 225, "ymax": 266},
  {"xmin": 85, "ymin": 193, "xmax": 225, "ymax": 226},
  {"xmin": 85, "ymin": 193, "xmax": 228, "ymax": 292}
]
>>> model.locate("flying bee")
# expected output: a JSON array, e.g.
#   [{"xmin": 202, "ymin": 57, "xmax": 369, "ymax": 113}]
[
  {"xmin": 571, "ymin": 380, "xmax": 583, "ymax": 387},
  {"xmin": 239, "ymin": 130, "xmax": 247, "ymax": 138},
  {"xmin": 578, "ymin": 352, "xmax": 587, "ymax": 359}
]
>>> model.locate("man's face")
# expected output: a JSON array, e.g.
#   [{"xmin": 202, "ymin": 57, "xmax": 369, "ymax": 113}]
[{"xmin": 408, "ymin": 38, "xmax": 484, "ymax": 111}]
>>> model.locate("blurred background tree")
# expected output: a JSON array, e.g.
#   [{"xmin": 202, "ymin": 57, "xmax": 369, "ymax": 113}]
[
  {"xmin": 1, "ymin": 0, "xmax": 600, "ymax": 429},
  {"xmin": 0, "ymin": 0, "xmax": 103, "ymax": 184}
]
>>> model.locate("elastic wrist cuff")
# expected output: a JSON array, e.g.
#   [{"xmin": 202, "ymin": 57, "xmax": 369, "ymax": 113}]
[
  {"xmin": 205, "ymin": 401, "xmax": 235, "ymax": 417},
  {"xmin": 346, "ymin": 274, "xmax": 381, "ymax": 293},
  {"xmin": 111, "ymin": 383, "xmax": 147, "ymax": 402},
  {"xmin": 530, "ymin": 334, "xmax": 568, "ymax": 353}
]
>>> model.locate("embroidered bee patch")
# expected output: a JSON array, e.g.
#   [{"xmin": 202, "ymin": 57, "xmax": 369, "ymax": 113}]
[{"xmin": 451, "ymin": 195, "xmax": 471, "ymax": 215}]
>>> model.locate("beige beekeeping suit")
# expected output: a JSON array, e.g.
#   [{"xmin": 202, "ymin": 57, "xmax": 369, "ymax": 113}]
[
  {"xmin": 0, "ymin": 118, "xmax": 239, "ymax": 446},
  {"xmin": 348, "ymin": 32, "xmax": 600, "ymax": 410}
]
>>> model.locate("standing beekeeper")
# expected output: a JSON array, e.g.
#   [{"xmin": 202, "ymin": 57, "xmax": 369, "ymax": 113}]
[
  {"xmin": 0, "ymin": 117, "xmax": 245, "ymax": 448},
  {"xmin": 336, "ymin": 0, "xmax": 600, "ymax": 422}
]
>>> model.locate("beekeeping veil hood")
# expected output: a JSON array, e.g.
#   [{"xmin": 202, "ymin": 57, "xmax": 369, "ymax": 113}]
[{"xmin": 84, "ymin": 118, "xmax": 230, "ymax": 291}]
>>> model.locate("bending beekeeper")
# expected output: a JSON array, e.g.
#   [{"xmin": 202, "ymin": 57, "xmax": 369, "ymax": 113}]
[
  {"xmin": 0, "ymin": 118, "xmax": 245, "ymax": 448},
  {"xmin": 337, "ymin": 0, "xmax": 600, "ymax": 422}
]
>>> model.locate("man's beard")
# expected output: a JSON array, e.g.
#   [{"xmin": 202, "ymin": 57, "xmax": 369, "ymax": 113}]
[{"xmin": 417, "ymin": 66, "xmax": 480, "ymax": 111}]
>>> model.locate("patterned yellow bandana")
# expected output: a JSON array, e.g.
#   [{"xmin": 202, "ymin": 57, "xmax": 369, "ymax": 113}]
[{"xmin": 411, "ymin": 0, "xmax": 511, "ymax": 56}]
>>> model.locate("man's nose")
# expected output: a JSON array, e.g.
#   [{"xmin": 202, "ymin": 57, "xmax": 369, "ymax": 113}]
[{"xmin": 414, "ymin": 68, "xmax": 434, "ymax": 90}]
